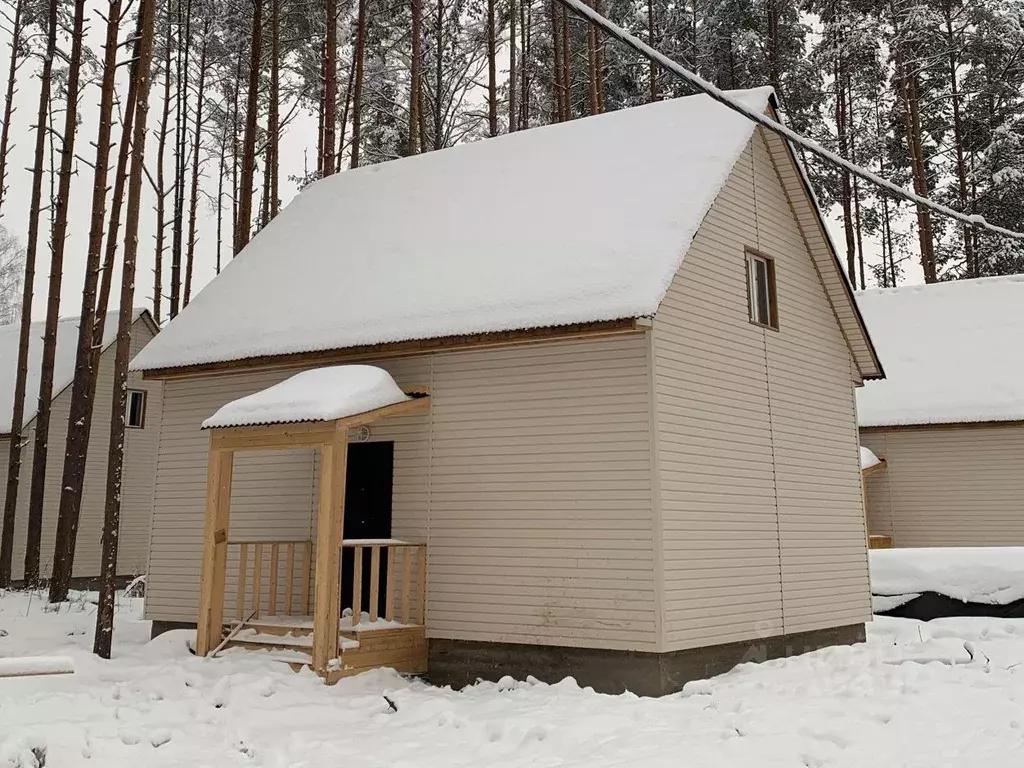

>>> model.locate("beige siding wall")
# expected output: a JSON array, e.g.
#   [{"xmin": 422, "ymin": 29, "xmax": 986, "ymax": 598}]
[
  {"xmin": 0, "ymin": 317, "xmax": 161, "ymax": 580},
  {"xmin": 145, "ymin": 335, "xmax": 658, "ymax": 651},
  {"xmin": 862, "ymin": 425, "xmax": 1024, "ymax": 546},
  {"xmin": 652, "ymin": 129, "xmax": 870, "ymax": 651}
]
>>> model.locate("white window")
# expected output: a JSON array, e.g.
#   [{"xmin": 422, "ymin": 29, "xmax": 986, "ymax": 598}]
[
  {"xmin": 746, "ymin": 250, "xmax": 778, "ymax": 330},
  {"xmin": 126, "ymin": 390, "xmax": 147, "ymax": 429}
]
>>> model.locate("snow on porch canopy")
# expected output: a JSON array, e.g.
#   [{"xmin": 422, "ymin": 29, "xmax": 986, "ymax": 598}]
[{"xmin": 201, "ymin": 365, "xmax": 412, "ymax": 429}]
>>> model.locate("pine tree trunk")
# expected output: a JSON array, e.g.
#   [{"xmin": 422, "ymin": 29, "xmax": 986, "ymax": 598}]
[
  {"xmin": 560, "ymin": 6, "xmax": 570, "ymax": 119},
  {"xmin": 350, "ymin": 0, "xmax": 366, "ymax": 167},
  {"xmin": 895, "ymin": 47, "xmax": 936, "ymax": 283},
  {"xmin": 0, "ymin": 0, "xmax": 24, "ymax": 219},
  {"xmin": 520, "ymin": 0, "xmax": 529, "ymax": 129},
  {"xmin": 235, "ymin": 0, "xmax": 263, "ymax": 252},
  {"xmin": 586, "ymin": 1, "xmax": 598, "ymax": 115},
  {"xmin": 487, "ymin": 0, "xmax": 497, "ymax": 136},
  {"xmin": 97, "ymin": 18, "xmax": 141, "ymax": 326},
  {"xmin": 337, "ymin": 54, "xmax": 356, "ymax": 170},
  {"xmin": 94, "ymin": 0, "xmax": 157, "ymax": 659},
  {"xmin": 0, "ymin": 0, "xmax": 44, "ymax": 586},
  {"xmin": 508, "ymin": 0, "xmax": 516, "ymax": 133},
  {"xmin": 152, "ymin": 4, "xmax": 173, "ymax": 325},
  {"xmin": 593, "ymin": 0, "xmax": 604, "ymax": 112},
  {"xmin": 215, "ymin": 122, "xmax": 226, "ymax": 273},
  {"xmin": 48, "ymin": 0, "xmax": 123, "ymax": 604},
  {"xmin": 25, "ymin": 0, "xmax": 87, "ymax": 586},
  {"xmin": 183, "ymin": 21, "xmax": 208, "ymax": 307},
  {"xmin": 410, "ymin": 0, "xmax": 423, "ymax": 149},
  {"xmin": 323, "ymin": 0, "xmax": 337, "ymax": 175},
  {"xmin": 170, "ymin": 0, "xmax": 193, "ymax": 317},
  {"xmin": 551, "ymin": 0, "xmax": 563, "ymax": 121},
  {"xmin": 269, "ymin": 0, "xmax": 280, "ymax": 214},
  {"xmin": 433, "ymin": 0, "xmax": 443, "ymax": 150}
]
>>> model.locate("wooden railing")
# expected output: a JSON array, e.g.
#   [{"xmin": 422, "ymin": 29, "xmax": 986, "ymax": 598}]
[
  {"xmin": 228, "ymin": 539, "xmax": 313, "ymax": 620},
  {"xmin": 341, "ymin": 539, "xmax": 427, "ymax": 627}
]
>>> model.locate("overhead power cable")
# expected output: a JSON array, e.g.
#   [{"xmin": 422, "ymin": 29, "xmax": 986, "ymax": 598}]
[{"xmin": 555, "ymin": 0, "xmax": 1024, "ymax": 243}]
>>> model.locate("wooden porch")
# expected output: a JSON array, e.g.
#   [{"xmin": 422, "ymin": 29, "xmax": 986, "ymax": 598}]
[{"xmin": 193, "ymin": 370, "xmax": 431, "ymax": 682}]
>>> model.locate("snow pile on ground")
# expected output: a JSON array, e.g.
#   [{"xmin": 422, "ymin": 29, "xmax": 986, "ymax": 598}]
[
  {"xmin": 860, "ymin": 446, "xmax": 881, "ymax": 471},
  {"xmin": 202, "ymin": 365, "xmax": 411, "ymax": 428},
  {"xmin": 871, "ymin": 547, "xmax": 1024, "ymax": 604},
  {"xmin": 6, "ymin": 590, "xmax": 1024, "ymax": 765},
  {"xmin": 857, "ymin": 275, "xmax": 1024, "ymax": 427},
  {"xmin": 130, "ymin": 89, "xmax": 775, "ymax": 372}
]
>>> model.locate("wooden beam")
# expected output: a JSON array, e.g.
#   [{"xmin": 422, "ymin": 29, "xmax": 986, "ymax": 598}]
[
  {"xmin": 861, "ymin": 458, "xmax": 888, "ymax": 478},
  {"xmin": 196, "ymin": 446, "xmax": 234, "ymax": 656},
  {"xmin": 210, "ymin": 422, "xmax": 338, "ymax": 452},
  {"xmin": 334, "ymin": 395, "xmax": 431, "ymax": 430},
  {"xmin": 141, "ymin": 318, "xmax": 647, "ymax": 380},
  {"xmin": 310, "ymin": 438, "xmax": 347, "ymax": 673}
]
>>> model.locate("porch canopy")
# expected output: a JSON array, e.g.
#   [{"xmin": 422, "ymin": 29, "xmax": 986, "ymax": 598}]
[{"xmin": 194, "ymin": 365, "xmax": 430, "ymax": 672}]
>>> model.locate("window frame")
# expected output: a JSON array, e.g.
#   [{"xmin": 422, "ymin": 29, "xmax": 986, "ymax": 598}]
[
  {"xmin": 126, "ymin": 389, "xmax": 147, "ymax": 429},
  {"xmin": 745, "ymin": 248, "xmax": 779, "ymax": 331}
]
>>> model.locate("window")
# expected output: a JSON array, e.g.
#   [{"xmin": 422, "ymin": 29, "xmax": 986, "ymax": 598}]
[
  {"xmin": 126, "ymin": 390, "xmax": 147, "ymax": 429},
  {"xmin": 746, "ymin": 250, "xmax": 778, "ymax": 330}
]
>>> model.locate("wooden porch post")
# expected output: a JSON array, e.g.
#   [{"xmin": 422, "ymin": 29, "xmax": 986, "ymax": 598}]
[
  {"xmin": 310, "ymin": 435, "xmax": 348, "ymax": 673},
  {"xmin": 196, "ymin": 446, "xmax": 234, "ymax": 656}
]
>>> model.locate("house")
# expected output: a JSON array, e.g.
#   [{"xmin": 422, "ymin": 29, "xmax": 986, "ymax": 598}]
[
  {"xmin": 859, "ymin": 275, "xmax": 1024, "ymax": 547},
  {"xmin": 130, "ymin": 87, "xmax": 884, "ymax": 696},
  {"xmin": 0, "ymin": 310, "xmax": 162, "ymax": 584}
]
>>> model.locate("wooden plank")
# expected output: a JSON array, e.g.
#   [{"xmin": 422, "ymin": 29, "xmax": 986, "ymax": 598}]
[
  {"xmin": 285, "ymin": 543, "xmax": 296, "ymax": 615},
  {"xmin": 268, "ymin": 544, "xmax": 280, "ymax": 616},
  {"xmin": 236, "ymin": 543, "xmax": 248, "ymax": 620},
  {"xmin": 252, "ymin": 543, "xmax": 263, "ymax": 618},
  {"xmin": 310, "ymin": 438, "xmax": 347, "ymax": 673},
  {"xmin": 401, "ymin": 549, "xmax": 412, "ymax": 624},
  {"xmin": 196, "ymin": 447, "xmax": 234, "ymax": 656},
  {"xmin": 301, "ymin": 540, "xmax": 312, "ymax": 615},
  {"xmin": 869, "ymin": 535, "xmax": 894, "ymax": 549},
  {"xmin": 384, "ymin": 546, "xmax": 396, "ymax": 620},
  {"xmin": 369, "ymin": 546, "xmax": 381, "ymax": 622},
  {"xmin": 211, "ymin": 425, "xmax": 337, "ymax": 453},
  {"xmin": 352, "ymin": 545, "xmax": 363, "ymax": 626},
  {"xmin": 416, "ymin": 545, "xmax": 427, "ymax": 625}
]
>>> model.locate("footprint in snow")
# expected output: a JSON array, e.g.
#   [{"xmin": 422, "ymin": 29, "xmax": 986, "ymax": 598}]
[{"xmin": 119, "ymin": 728, "xmax": 142, "ymax": 746}]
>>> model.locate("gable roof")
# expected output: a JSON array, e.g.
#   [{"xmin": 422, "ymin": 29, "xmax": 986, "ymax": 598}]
[
  {"xmin": 1, "ymin": 309, "xmax": 152, "ymax": 434},
  {"xmin": 131, "ymin": 88, "xmax": 879, "ymax": 379},
  {"xmin": 856, "ymin": 275, "xmax": 1024, "ymax": 427}
]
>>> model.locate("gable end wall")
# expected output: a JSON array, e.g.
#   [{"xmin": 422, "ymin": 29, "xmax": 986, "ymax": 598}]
[{"xmin": 652, "ymin": 129, "xmax": 871, "ymax": 652}]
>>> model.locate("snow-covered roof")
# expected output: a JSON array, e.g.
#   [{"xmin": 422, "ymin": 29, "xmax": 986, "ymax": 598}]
[
  {"xmin": 870, "ymin": 547, "xmax": 1024, "ymax": 605},
  {"xmin": 132, "ymin": 89, "xmax": 781, "ymax": 373},
  {"xmin": 0, "ymin": 310, "xmax": 149, "ymax": 435},
  {"xmin": 860, "ymin": 446, "xmax": 881, "ymax": 471},
  {"xmin": 856, "ymin": 275, "xmax": 1024, "ymax": 427},
  {"xmin": 202, "ymin": 366, "xmax": 411, "ymax": 429}
]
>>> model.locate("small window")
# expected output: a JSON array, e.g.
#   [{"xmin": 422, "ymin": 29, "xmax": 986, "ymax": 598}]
[
  {"xmin": 126, "ymin": 390, "xmax": 147, "ymax": 429},
  {"xmin": 746, "ymin": 250, "xmax": 778, "ymax": 330}
]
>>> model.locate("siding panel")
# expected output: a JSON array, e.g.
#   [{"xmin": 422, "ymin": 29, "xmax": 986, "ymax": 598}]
[
  {"xmin": 653, "ymin": 129, "xmax": 870, "ymax": 650},
  {"xmin": 862, "ymin": 425, "xmax": 1024, "ymax": 546}
]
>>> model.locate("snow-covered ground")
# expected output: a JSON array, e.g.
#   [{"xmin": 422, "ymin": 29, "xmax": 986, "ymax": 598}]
[
  {"xmin": 4, "ymin": 590, "xmax": 1024, "ymax": 766},
  {"xmin": 871, "ymin": 547, "xmax": 1024, "ymax": 604}
]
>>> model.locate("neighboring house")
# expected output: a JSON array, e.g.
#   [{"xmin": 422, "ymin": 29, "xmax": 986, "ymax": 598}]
[
  {"xmin": 130, "ymin": 88, "xmax": 884, "ymax": 695},
  {"xmin": 0, "ymin": 310, "xmax": 162, "ymax": 583},
  {"xmin": 859, "ymin": 275, "xmax": 1024, "ymax": 547}
]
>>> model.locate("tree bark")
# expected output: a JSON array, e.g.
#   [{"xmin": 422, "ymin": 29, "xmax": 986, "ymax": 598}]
[
  {"xmin": 94, "ymin": 0, "xmax": 157, "ymax": 659},
  {"xmin": 551, "ymin": 0, "xmax": 564, "ymax": 120},
  {"xmin": 508, "ymin": 0, "xmax": 516, "ymax": 132},
  {"xmin": 945, "ymin": 10, "xmax": 974, "ymax": 277},
  {"xmin": 895, "ymin": 46, "xmax": 936, "ymax": 283},
  {"xmin": 520, "ymin": 0, "xmax": 529, "ymax": 129},
  {"xmin": 323, "ymin": 0, "xmax": 337, "ymax": 175},
  {"xmin": 183, "ymin": 19, "xmax": 209, "ymax": 307},
  {"xmin": 586, "ymin": 1, "xmax": 598, "ymax": 115},
  {"xmin": 235, "ymin": 0, "xmax": 263, "ymax": 253},
  {"xmin": 350, "ymin": 0, "xmax": 366, "ymax": 168},
  {"xmin": 560, "ymin": 4, "xmax": 570, "ymax": 119},
  {"xmin": 268, "ymin": 0, "xmax": 279, "ymax": 215},
  {"xmin": 0, "ymin": 0, "xmax": 24, "ymax": 219},
  {"xmin": 48, "ymin": 0, "xmax": 123, "ymax": 604},
  {"xmin": 410, "ymin": 0, "xmax": 423, "ymax": 150},
  {"xmin": 433, "ymin": 0, "xmax": 443, "ymax": 150},
  {"xmin": 486, "ymin": 0, "xmax": 497, "ymax": 136},
  {"xmin": 170, "ymin": 0, "xmax": 193, "ymax": 318},
  {"xmin": 648, "ymin": 0, "xmax": 657, "ymax": 101},
  {"xmin": 25, "ymin": 0, "xmax": 87, "ymax": 586},
  {"xmin": 153, "ymin": 2, "xmax": 173, "ymax": 325}
]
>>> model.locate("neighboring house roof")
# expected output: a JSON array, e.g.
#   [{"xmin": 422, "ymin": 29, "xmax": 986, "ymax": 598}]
[
  {"xmin": 857, "ymin": 275, "xmax": 1024, "ymax": 427},
  {"xmin": 130, "ymin": 88, "xmax": 880, "ymax": 379},
  {"xmin": 0, "ymin": 309, "xmax": 152, "ymax": 434}
]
